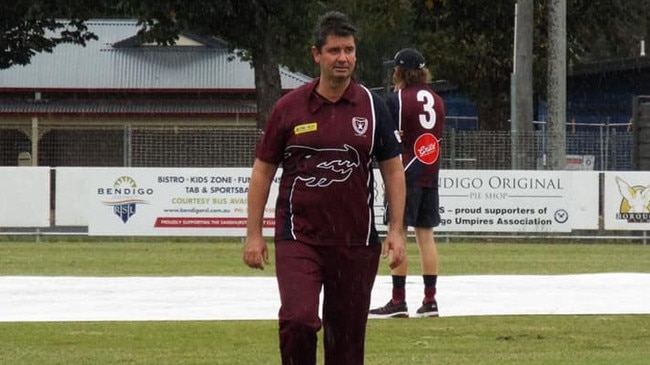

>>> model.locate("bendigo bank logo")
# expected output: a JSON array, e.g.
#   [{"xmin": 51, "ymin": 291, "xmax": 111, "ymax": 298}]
[
  {"xmin": 614, "ymin": 176, "xmax": 650, "ymax": 223},
  {"xmin": 96, "ymin": 176, "xmax": 153, "ymax": 223}
]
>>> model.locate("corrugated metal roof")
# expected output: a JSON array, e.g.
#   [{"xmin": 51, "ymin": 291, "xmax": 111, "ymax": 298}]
[
  {"xmin": 0, "ymin": 98, "xmax": 256, "ymax": 116},
  {"xmin": 0, "ymin": 19, "xmax": 312, "ymax": 91}
]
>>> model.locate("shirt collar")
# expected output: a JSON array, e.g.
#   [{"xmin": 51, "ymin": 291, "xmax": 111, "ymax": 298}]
[{"xmin": 307, "ymin": 78, "xmax": 362, "ymax": 113}]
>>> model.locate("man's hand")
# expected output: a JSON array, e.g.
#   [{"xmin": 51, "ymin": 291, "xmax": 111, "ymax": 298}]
[
  {"xmin": 243, "ymin": 235, "xmax": 270, "ymax": 270},
  {"xmin": 382, "ymin": 229, "xmax": 406, "ymax": 269}
]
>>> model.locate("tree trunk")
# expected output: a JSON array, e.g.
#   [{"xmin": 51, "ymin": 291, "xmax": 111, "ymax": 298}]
[
  {"xmin": 251, "ymin": 8, "xmax": 282, "ymax": 130},
  {"xmin": 547, "ymin": 0, "xmax": 567, "ymax": 170},
  {"xmin": 512, "ymin": 0, "xmax": 536, "ymax": 169}
]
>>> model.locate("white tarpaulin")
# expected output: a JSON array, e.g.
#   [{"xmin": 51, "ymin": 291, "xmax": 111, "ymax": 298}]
[{"xmin": 1, "ymin": 273, "xmax": 648, "ymax": 322}]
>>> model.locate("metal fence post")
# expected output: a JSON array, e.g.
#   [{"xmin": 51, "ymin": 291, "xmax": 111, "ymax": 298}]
[
  {"xmin": 449, "ymin": 128, "xmax": 457, "ymax": 169},
  {"xmin": 605, "ymin": 117, "xmax": 611, "ymax": 170},
  {"xmin": 611, "ymin": 128, "xmax": 617, "ymax": 170},
  {"xmin": 541, "ymin": 120, "xmax": 547, "ymax": 169},
  {"xmin": 123, "ymin": 124, "xmax": 132, "ymax": 167},
  {"xmin": 599, "ymin": 123, "xmax": 605, "ymax": 171}
]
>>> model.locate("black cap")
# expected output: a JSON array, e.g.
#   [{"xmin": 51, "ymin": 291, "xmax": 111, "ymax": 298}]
[{"xmin": 390, "ymin": 48, "xmax": 426, "ymax": 69}]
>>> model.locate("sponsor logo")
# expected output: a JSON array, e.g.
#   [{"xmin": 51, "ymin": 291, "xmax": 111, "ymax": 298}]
[
  {"xmin": 554, "ymin": 209, "xmax": 569, "ymax": 224},
  {"xmin": 413, "ymin": 133, "xmax": 440, "ymax": 165},
  {"xmin": 97, "ymin": 176, "xmax": 153, "ymax": 223},
  {"xmin": 614, "ymin": 176, "xmax": 650, "ymax": 223},
  {"xmin": 294, "ymin": 122, "xmax": 318, "ymax": 135}
]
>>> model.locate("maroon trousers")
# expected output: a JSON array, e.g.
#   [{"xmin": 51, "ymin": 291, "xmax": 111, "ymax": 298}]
[{"xmin": 274, "ymin": 240, "xmax": 381, "ymax": 365}]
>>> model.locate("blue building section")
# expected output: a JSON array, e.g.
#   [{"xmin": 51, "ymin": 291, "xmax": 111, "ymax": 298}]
[
  {"xmin": 436, "ymin": 57, "xmax": 650, "ymax": 132},
  {"xmin": 565, "ymin": 58, "xmax": 650, "ymax": 129},
  {"xmin": 433, "ymin": 58, "xmax": 650, "ymax": 170},
  {"xmin": 426, "ymin": 59, "xmax": 648, "ymax": 168},
  {"xmin": 553, "ymin": 57, "xmax": 650, "ymax": 131},
  {"xmin": 437, "ymin": 90, "xmax": 478, "ymax": 130}
]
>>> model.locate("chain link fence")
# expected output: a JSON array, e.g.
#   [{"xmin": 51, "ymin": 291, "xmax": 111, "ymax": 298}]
[{"xmin": 0, "ymin": 122, "xmax": 636, "ymax": 170}]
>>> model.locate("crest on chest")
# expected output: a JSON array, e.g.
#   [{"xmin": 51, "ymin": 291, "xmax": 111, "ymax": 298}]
[{"xmin": 352, "ymin": 116, "xmax": 368, "ymax": 136}]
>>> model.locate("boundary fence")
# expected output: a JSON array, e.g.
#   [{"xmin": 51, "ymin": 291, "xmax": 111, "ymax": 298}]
[
  {"xmin": 0, "ymin": 120, "xmax": 643, "ymax": 241},
  {"xmin": 0, "ymin": 122, "xmax": 635, "ymax": 171}
]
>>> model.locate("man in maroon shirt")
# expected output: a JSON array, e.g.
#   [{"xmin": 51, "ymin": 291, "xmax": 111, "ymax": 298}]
[
  {"xmin": 243, "ymin": 11, "xmax": 406, "ymax": 365},
  {"xmin": 369, "ymin": 48, "xmax": 446, "ymax": 319}
]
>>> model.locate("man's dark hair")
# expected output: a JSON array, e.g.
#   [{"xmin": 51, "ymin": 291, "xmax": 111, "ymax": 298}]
[{"xmin": 313, "ymin": 11, "xmax": 358, "ymax": 51}]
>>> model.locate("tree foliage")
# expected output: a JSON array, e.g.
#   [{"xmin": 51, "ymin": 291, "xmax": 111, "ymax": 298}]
[
  {"xmin": 114, "ymin": 0, "xmax": 315, "ymax": 128},
  {"xmin": 0, "ymin": 0, "xmax": 110, "ymax": 69},
  {"xmin": 564, "ymin": 0, "xmax": 650, "ymax": 62},
  {"xmin": 413, "ymin": 0, "xmax": 650, "ymax": 130},
  {"xmin": 278, "ymin": 0, "xmax": 414, "ymax": 89},
  {"xmin": 412, "ymin": 1, "xmax": 516, "ymax": 130},
  {"xmin": 114, "ymin": 0, "xmax": 414, "ymax": 126}
]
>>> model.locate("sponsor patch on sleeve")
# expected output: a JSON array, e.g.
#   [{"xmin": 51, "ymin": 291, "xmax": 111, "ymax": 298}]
[{"xmin": 294, "ymin": 122, "xmax": 318, "ymax": 135}]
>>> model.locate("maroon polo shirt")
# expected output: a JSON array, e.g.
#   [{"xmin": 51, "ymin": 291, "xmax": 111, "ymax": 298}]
[
  {"xmin": 387, "ymin": 83, "xmax": 446, "ymax": 188},
  {"xmin": 256, "ymin": 78, "xmax": 402, "ymax": 246}
]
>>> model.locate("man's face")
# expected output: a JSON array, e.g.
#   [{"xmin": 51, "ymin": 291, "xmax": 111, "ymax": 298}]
[{"xmin": 312, "ymin": 35, "xmax": 356, "ymax": 82}]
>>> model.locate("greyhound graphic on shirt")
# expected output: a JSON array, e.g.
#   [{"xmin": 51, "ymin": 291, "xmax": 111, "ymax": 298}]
[{"xmin": 285, "ymin": 144, "xmax": 360, "ymax": 187}]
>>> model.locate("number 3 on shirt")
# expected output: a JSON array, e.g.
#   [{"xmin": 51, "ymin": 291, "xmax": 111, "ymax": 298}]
[{"xmin": 417, "ymin": 90, "xmax": 437, "ymax": 129}]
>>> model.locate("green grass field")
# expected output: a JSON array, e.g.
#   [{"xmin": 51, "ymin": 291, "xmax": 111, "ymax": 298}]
[{"xmin": 1, "ymin": 239, "xmax": 649, "ymax": 364}]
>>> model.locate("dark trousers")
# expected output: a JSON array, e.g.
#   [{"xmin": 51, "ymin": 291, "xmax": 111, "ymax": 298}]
[{"xmin": 275, "ymin": 240, "xmax": 381, "ymax": 365}]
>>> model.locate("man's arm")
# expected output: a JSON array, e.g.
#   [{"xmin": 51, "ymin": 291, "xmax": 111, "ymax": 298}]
[
  {"xmin": 243, "ymin": 158, "xmax": 278, "ymax": 270},
  {"xmin": 378, "ymin": 156, "xmax": 406, "ymax": 269}
]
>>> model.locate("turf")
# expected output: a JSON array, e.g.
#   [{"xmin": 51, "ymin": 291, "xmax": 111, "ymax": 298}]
[
  {"xmin": 1, "ymin": 240, "xmax": 649, "ymax": 276},
  {"xmin": 1, "ymin": 239, "xmax": 649, "ymax": 364}
]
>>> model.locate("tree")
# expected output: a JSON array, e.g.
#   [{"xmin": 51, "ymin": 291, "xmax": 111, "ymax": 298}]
[
  {"xmin": 412, "ymin": 1, "xmax": 527, "ymax": 131},
  {"xmin": 0, "ymin": 0, "xmax": 111, "ymax": 69},
  {"xmin": 563, "ymin": 0, "xmax": 650, "ymax": 62},
  {"xmin": 119, "ymin": 0, "xmax": 414, "ymax": 126},
  {"xmin": 293, "ymin": 0, "xmax": 414, "ymax": 90},
  {"xmin": 412, "ymin": 0, "xmax": 650, "ymax": 131},
  {"xmin": 115, "ymin": 0, "xmax": 315, "ymax": 129}
]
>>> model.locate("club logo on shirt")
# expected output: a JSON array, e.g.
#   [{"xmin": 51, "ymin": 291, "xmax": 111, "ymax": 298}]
[
  {"xmin": 413, "ymin": 133, "xmax": 440, "ymax": 165},
  {"xmin": 285, "ymin": 144, "xmax": 360, "ymax": 187},
  {"xmin": 352, "ymin": 117, "xmax": 368, "ymax": 136}
]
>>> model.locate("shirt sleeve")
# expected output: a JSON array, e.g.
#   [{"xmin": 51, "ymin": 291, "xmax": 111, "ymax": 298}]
[
  {"xmin": 255, "ymin": 99, "xmax": 289, "ymax": 165},
  {"xmin": 385, "ymin": 92, "xmax": 400, "ymax": 128},
  {"xmin": 371, "ymin": 91, "xmax": 403, "ymax": 161}
]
